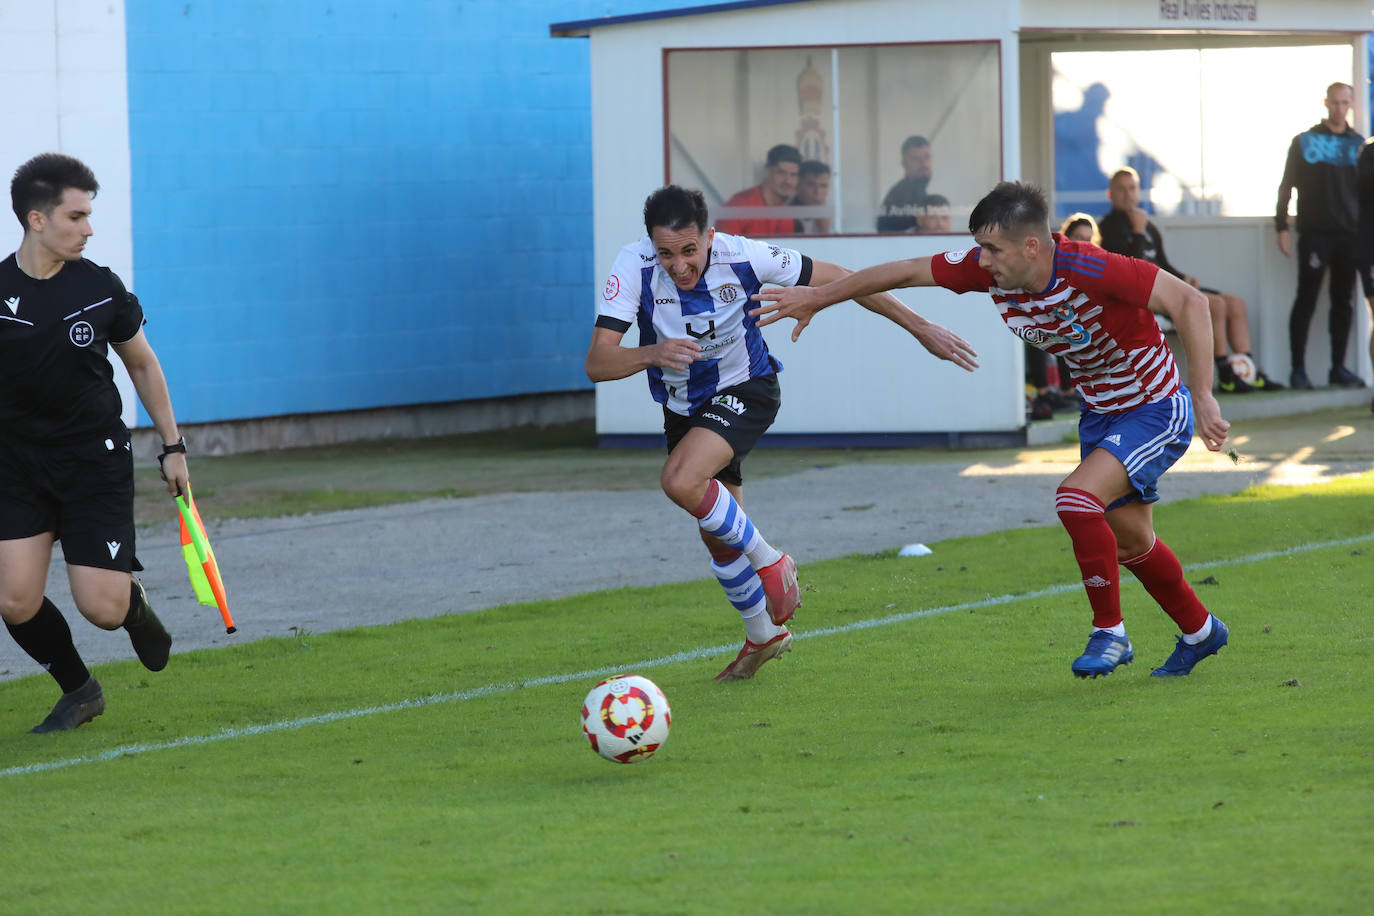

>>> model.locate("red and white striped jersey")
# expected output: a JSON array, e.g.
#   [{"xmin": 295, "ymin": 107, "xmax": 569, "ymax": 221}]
[{"xmin": 931, "ymin": 234, "xmax": 1179, "ymax": 414}]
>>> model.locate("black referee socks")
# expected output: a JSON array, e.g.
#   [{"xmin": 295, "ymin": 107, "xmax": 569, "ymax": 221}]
[{"xmin": 5, "ymin": 597, "xmax": 92, "ymax": 693}]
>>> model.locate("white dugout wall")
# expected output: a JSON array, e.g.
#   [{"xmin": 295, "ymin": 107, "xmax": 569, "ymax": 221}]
[{"xmin": 565, "ymin": 0, "xmax": 1372, "ymax": 441}]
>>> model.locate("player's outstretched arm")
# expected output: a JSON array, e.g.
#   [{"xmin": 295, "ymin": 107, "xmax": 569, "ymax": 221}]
[
  {"xmin": 1149, "ymin": 271, "xmax": 1229, "ymax": 451},
  {"xmin": 795, "ymin": 259, "xmax": 978, "ymax": 370},
  {"xmin": 749, "ymin": 256, "xmax": 936, "ymax": 339},
  {"xmin": 585, "ymin": 326, "xmax": 701, "ymax": 383},
  {"xmin": 113, "ymin": 329, "xmax": 188, "ymax": 495}
]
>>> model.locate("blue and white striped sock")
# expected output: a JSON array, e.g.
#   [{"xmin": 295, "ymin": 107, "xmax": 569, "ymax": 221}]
[
  {"xmin": 710, "ymin": 551, "xmax": 782, "ymax": 644},
  {"xmin": 693, "ymin": 480, "xmax": 782, "ymax": 570}
]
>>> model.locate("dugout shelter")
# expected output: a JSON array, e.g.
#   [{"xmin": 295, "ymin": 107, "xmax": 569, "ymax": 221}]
[{"xmin": 554, "ymin": 0, "xmax": 1372, "ymax": 446}]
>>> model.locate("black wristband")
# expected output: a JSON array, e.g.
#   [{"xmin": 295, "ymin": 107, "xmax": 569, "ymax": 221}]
[{"xmin": 158, "ymin": 437, "xmax": 187, "ymax": 471}]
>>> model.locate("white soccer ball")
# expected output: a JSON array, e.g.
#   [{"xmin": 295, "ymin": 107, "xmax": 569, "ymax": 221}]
[
  {"xmin": 1227, "ymin": 353, "xmax": 1257, "ymax": 384},
  {"xmin": 580, "ymin": 674, "xmax": 671, "ymax": 764}
]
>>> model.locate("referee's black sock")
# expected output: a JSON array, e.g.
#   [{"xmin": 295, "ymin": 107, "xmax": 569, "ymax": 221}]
[
  {"xmin": 5, "ymin": 597, "xmax": 92, "ymax": 694},
  {"xmin": 122, "ymin": 579, "xmax": 171, "ymax": 672}
]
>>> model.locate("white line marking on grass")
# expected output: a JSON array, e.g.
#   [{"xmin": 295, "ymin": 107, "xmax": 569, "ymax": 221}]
[{"xmin": 5, "ymin": 530, "xmax": 1371, "ymax": 779}]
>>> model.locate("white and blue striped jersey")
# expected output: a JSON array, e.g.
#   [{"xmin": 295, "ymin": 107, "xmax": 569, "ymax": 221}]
[{"xmin": 596, "ymin": 231, "xmax": 810, "ymax": 416}]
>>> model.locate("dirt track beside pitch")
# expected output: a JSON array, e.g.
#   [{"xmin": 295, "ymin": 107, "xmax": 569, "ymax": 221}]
[{"xmin": 3, "ymin": 405, "xmax": 1371, "ymax": 681}]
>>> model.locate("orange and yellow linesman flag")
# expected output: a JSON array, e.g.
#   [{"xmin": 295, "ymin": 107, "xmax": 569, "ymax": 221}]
[{"xmin": 175, "ymin": 484, "xmax": 236, "ymax": 634}]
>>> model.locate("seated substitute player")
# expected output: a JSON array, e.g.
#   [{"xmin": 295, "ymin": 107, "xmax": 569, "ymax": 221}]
[
  {"xmin": 1099, "ymin": 167, "xmax": 1282, "ymax": 393},
  {"xmin": 586, "ymin": 185, "xmax": 977, "ymax": 681},
  {"xmin": 751, "ymin": 181, "xmax": 1232, "ymax": 679},
  {"xmin": 1, "ymin": 152, "xmax": 188, "ymax": 732}
]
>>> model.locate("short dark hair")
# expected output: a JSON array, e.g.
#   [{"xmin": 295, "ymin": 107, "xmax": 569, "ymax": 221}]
[
  {"xmin": 765, "ymin": 144, "xmax": 802, "ymax": 168},
  {"xmin": 967, "ymin": 181, "xmax": 1049, "ymax": 238},
  {"xmin": 901, "ymin": 135, "xmax": 930, "ymax": 153},
  {"xmin": 799, "ymin": 160, "xmax": 830, "ymax": 179},
  {"xmin": 643, "ymin": 185, "xmax": 709, "ymax": 236},
  {"xmin": 922, "ymin": 193, "xmax": 950, "ymax": 208},
  {"xmin": 11, "ymin": 152, "xmax": 99, "ymax": 230},
  {"xmin": 1109, "ymin": 166, "xmax": 1139, "ymax": 185}
]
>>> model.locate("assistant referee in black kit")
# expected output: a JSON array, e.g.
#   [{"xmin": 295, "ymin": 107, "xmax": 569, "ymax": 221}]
[{"xmin": 1, "ymin": 153, "xmax": 189, "ymax": 733}]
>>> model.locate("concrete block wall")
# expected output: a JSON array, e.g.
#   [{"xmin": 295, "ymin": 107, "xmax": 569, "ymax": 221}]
[{"xmin": 121, "ymin": 0, "xmax": 684, "ymax": 426}]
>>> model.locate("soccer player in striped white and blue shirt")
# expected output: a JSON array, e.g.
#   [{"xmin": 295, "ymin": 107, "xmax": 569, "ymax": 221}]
[{"xmin": 587, "ymin": 186, "xmax": 977, "ymax": 681}]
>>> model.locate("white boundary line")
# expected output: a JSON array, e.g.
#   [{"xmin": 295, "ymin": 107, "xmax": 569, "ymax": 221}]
[{"xmin": 4, "ymin": 531, "xmax": 1370, "ymax": 779}]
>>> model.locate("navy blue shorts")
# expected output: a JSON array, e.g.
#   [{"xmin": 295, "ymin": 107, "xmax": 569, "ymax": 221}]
[{"xmin": 1078, "ymin": 389, "xmax": 1194, "ymax": 511}]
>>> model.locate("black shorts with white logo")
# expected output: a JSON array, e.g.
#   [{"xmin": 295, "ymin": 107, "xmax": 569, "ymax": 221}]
[
  {"xmin": 0, "ymin": 428, "xmax": 139, "ymax": 572},
  {"xmin": 663, "ymin": 374, "xmax": 781, "ymax": 486}
]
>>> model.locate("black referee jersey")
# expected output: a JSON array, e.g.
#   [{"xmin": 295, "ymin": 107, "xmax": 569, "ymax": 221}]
[{"xmin": 0, "ymin": 253, "xmax": 145, "ymax": 445}]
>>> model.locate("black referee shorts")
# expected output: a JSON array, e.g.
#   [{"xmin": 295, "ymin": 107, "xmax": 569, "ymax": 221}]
[
  {"xmin": 663, "ymin": 374, "xmax": 781, "ymax": 486},
  {"xmin": 0, "ymin": 429, "xmax": 139, "ymax": 572}
]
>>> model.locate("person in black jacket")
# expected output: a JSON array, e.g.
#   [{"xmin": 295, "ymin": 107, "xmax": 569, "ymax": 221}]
[
  {"xmin": 1099, "ymin": 167, "xmax": 1282, "ymax": 393},
  {"xmin": 1357, "ymin": 138, "xmax": 1374, "ymax": 412},
  {"xmin": 1, "ymin": 153, "xmax": 188, "ymax": 733},
  {"xmin": 1276, "ymin": 82, "xmax": 1365, "ymax": 389}
]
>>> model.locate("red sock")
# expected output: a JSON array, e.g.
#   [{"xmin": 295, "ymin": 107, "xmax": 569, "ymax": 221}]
[
  {"xmin": 1055, "ymin": 487, "xmax": 1121, "ymax": 630},
  {"xmin": 1121, "ymin": 537, "xmax": 1209, "ymax": 634},
  {"xmin": 691, "ymin": 479, "xmax": 721, "ymax": 519}
]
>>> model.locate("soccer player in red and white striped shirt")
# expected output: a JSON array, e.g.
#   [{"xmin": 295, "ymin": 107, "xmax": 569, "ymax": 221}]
[{"xmin": 750, "ymin": 181, "xmax": 1233, "ymax": 679}]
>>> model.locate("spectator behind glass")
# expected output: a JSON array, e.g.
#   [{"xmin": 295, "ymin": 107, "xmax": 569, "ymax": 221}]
[
  {"xmin": 916, "ymin": 194, "xmax": 952, "ymax": 233},
  {"xmin": 1275, "ymin": 82, "xmax": 1365, "ymax": 390},
  {"xmin": 717, "ymin": 144, "xmax": 801, "ymax": 237},
  {"xmin": 1060, "ymin": 212, "xmax": 1101, "ymax": 245},
  {"xmin": 876, "ymin": 135, "xmax": 931, "ymax": 232},
  {"xmin": 794, "ymin": 160, "xmax": 831, "ymax": 234},
  {"xmin": 1100, "ymin": 167, "xmax": 1283, "ymax": 393}
]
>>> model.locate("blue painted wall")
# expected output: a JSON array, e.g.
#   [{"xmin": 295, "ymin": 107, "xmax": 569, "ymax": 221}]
[{"xmin": 124, "ymin": 1, "xmax": 682, "ymax": 424}]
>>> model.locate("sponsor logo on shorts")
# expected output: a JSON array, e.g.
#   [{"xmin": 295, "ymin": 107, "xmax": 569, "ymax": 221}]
[
  {"xmin": 711, "ymin": 394, "xmax": 746, "ymax": 415},
  {"xmin": 702, "ymin": 412, "xmax": 731, "ymax": 427},
  {"xmin": 106, "ymin": 540, "xmax": 121, "ymax": 558},
  {"xmin": 69, "ymin": 320, "xmax": 95, "ymax": 347},
  {"xmin": 1105, "ymin": 434, "xmax": 1122, "ymax": 446}
]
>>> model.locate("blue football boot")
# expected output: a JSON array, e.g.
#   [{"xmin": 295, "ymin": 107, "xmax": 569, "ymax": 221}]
[
  {"xmin": 1071, "ymin": 630, "xmax": 1134, "ymax": 679},
  {"xmin": 1151, "ymin": 617, "xmax": 1229, "ymax": 677}
]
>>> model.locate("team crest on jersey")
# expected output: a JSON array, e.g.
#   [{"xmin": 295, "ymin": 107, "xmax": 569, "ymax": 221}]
[
  {"xmin": 603, "ymin": 275, "xmax": 621, "ymax": 300},
  {"xmin": 943, "ymin": 249, "xmax": 970, "ymax": 264},
  {"xmin": 69, "ymin": 321, "xmax": 95, "ymax": 347},
  {"xmin": 718, "ymin": 284, "xmax": 739, "ymax": 303}
]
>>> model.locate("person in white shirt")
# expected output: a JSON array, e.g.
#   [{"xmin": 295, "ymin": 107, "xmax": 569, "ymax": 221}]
[{"xmin": 586, "ymin": 185, "xmax": 977, "ymax": 681}]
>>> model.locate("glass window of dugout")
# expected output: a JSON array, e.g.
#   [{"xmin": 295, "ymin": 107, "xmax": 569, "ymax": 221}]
[
  {"xmin": 1051, "ymin": 44, "xmax": 1354, "ymax": 220},
  {"xmin": 665, "ymin": 42, "xmax": 1002, "ymax": 236}
]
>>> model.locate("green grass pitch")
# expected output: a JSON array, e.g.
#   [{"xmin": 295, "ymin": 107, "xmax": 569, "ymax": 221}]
[{"xmin": 3, "ymin": 474, "xmax": 1372, "ymax": 914}]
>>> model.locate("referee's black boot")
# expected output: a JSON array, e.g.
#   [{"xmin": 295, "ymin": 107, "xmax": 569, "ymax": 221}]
[
  {"xmin": 31, "ymin": 676, "xmax": 105, "ymax": 733},
  {"xmin": 123, "ymin": 578, "xmax": 172, "ymax": 672}
]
